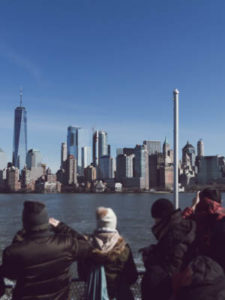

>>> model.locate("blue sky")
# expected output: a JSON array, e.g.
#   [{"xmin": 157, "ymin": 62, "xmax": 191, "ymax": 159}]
[{"xmin": 0, "ymin": 0, "xmax": 225, "ymax": 171}]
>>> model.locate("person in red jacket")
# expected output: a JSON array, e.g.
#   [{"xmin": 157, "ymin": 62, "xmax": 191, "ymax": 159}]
[{"xmin": 183, "ymin": 188, "xmax": 225, "ymax": 256}]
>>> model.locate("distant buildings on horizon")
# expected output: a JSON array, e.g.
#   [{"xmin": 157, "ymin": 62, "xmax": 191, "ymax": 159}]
[{"xmin": 1, "ymin": 92, "xmax": 225, "ymax": 193}]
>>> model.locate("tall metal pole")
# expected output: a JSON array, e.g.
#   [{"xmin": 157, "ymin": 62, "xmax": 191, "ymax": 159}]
[{"xmin": 173, "ymin": 89, "xmax": 179, "ymax": 209}]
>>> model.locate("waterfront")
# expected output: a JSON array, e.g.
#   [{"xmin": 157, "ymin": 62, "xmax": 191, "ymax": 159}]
[{"xmin": 0, "ymin": 192, "xmax": 196, "ymax": 266}]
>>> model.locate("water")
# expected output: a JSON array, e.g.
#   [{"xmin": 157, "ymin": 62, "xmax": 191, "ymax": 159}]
[{"xmin": 0, "ymin": 193, "xmax": 194, "ymax": 266}]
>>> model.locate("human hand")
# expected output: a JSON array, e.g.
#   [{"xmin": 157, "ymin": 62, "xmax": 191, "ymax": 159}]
[
  {"xmin": 49, "ymin": 217, "xmax": 60, "ymax": 227},
  {"xmin": 192, "ymin": 191, "xmax": 200, "ymax": 211}
]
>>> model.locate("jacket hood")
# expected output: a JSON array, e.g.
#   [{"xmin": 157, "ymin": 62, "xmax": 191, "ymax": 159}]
[
  {"xmin": 152, "ymin": 209, "xmax": 196, "ymax": 244},
  {"xmin": 196, "ymin": 197, "xmax": 225, "ymax": 221},
  {"xmin": 90, "ymin": 235, "xmax": 128, "ymax": 264}
]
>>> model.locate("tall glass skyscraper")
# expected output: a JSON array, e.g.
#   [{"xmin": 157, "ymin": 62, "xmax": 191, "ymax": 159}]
[
  {"xmin": 67, "ymin": 126, "xmax": 80, "ymax": 162},
  {"xmin": 92, "ymin": 130, "xmax": 108, "ymax": 166},
  {"xmin": 12, "ymin": 92, "xmax": 27, "ymax": 171}
]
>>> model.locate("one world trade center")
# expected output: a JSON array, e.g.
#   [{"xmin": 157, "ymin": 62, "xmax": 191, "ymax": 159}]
[{"xmin": 12, "ymin": 90, "xmax": 27, "ymax": 170}]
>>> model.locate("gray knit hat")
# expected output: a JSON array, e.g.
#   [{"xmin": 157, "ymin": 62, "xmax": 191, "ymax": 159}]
[{"xmin": 23, "ymin": 201, "xmax": 49, "ymax": 231}]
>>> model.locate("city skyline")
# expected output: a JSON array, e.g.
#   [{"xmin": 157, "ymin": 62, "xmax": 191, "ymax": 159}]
[{"xmin": 1, "ymin": 1, "xmax": 225, "ymax": 171}]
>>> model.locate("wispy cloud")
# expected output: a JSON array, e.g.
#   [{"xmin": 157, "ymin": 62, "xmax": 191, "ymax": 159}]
[{"xmin": 0, "ymin": 41, "xmax": 41, "ymax": 81}]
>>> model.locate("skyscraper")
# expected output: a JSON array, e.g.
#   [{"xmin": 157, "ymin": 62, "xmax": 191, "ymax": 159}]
[
  {"xmin": 61, "ymin": 142, "xmax": 67, "ymax": 169},
  {"xmin": 197, "ymin": 139, "xmax": 204, "ymax": 157},
  {"xmin": 81, "ymin": 146, "xmax": 91, "ymax": 169},
  {"xmin": 182, "ymin": 141, "xmax": 196, "ymax": 168},
  {"xmin": 92, "ymin": 130, "xmax": 108, "ymax": 166},
  {"xmin": 0, "ymin": 148, "xmax": 7, "ymax": 170},
  {"xmin": 12, "ymin": 90, "xmax": 27, "ymax": 171},
  {"xmin": 67, "ymin": 126, "xmax": 80, "ymax": 162},
  {"xmin": 134, "ymin": 144, "xmax": 149, "ymax": 190},
  {"xmin": 26, "ymin": 149, "xmax": 42, "ymax": 169},
  {"xmin": 143, "ymin": 140, "xmax": 161, "ymax": 155}
]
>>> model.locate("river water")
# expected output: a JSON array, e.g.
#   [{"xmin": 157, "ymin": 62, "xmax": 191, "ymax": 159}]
[{"xmin": 0, "ymin": 192, "xmax": 195, "ymax": 267}]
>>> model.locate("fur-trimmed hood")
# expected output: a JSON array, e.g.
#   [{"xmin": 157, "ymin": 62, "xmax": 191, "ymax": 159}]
[{"xmin": 87, "ymin": 233, "xmax": 129, "ymax": 264}]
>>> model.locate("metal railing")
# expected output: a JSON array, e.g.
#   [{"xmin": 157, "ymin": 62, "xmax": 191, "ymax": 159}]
[{"xmin": 1, "ymin": 272, "xmax": 144, "ymax": 300}]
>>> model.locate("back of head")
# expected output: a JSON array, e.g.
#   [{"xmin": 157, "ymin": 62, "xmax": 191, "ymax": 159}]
[
  {"xmin": 151, "ymin": 198, "xmax": 174, "ymax": 220},
  {"xmin": 177, "ymin": 256, "xmax": 225, "ymax": 300},
  {"xmin": 23, "ymin": 201, "xmax": 49, "ymax": 232},
  {"xmin": 200, "ymin": 188, "xmax": 221, "ymax": 203},
  {"xmin": 96, "ymin": 207, "xmax": 117, "ymax": 232}
]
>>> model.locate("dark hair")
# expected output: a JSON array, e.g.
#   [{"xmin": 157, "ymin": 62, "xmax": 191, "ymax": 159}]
[
  {"xmin": 199, "ymin": 188, "xmax": 221, "ymax": 203},
  {"xmin": 151, "ymin": 198, "xmax": 174, "ymax": 219}
]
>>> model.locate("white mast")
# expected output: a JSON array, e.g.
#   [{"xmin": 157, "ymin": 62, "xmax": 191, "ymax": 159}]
[{"xmin": 173, "ymin": 89, "xmax": 179, "ymax": 209}]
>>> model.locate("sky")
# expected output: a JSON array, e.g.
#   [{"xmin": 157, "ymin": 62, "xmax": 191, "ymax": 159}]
[{"xmin": 0, "ymin": 0, "xmax": 225, "ymax": 171}]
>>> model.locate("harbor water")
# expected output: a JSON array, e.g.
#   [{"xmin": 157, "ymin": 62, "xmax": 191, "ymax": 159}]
[{"xmin": 0, "ymin": 192, "xmax": 196, "ymax": 267}]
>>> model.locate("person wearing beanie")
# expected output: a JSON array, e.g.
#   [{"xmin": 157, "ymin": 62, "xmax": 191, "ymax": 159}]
[
  {"xmin": 183, "ymin": 188, "xmax": 225, "ymax": 261},
  {"xmin": 141, "ymin": 198, "xmax": 196, "ymax": 300},
  {"xmin": 1, "ymin": 200, "xmax": 92, "ymax": 300},
  {"xmin": 78, "ymin": 206, "xmax": 138, "ymax": 300}
]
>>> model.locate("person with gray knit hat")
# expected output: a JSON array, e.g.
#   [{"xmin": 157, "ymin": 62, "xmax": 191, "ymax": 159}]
[
  {"xmin": 1, "ymin": 200, "xmax": 92, "ymax": 300},
  {"xmin": 141, "ymin": 198, "xmax": 196, "ymax": 300},
  {"xmin": 78, "ymin": 206, "xmax": 138, "ymax": 300},
  {"xmin": 22, "ymin": 200, "xmax": 49, "ymax": 232}
]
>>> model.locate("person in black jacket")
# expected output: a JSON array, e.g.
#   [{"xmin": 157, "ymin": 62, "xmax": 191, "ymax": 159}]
[
  {"xmin": 175, "ymin": 256, "xmax": 225, "ymax": 300},
  {"xmin": 1, "ymin": 200, "xmax": 92, "ymax": 300},
  {"xmin": 141, "ymin": 198, "xmax": 196, "ymax": 300}
]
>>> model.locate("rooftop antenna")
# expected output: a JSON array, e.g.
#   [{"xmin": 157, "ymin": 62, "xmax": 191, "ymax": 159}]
[{"xmin": 19, "ymin": 87, "xmax": 23, "ymax": 107}]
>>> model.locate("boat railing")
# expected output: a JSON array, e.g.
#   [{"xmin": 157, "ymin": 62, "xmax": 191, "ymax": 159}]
[{"xmin": 2, "ymin": 271, "xmax": 144, "ymax": 300}]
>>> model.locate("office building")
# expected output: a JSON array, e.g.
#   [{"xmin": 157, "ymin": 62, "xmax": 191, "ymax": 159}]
[
  {"xmin": 61, "ymin": 142, "xmax": 67, "ymax": 169},
  {"xmin": 0, "ymin": 148, "xmax": 7, "ymax": 170},
  {"xmin": 81, "ymin": 146, "xmax": 91, "ymax": 169},
  {"xmin": 67, "ymin": 126, "xmax": 80, "ymax": 162},
  {"xmin": 26, "ymin": 149, "xmax": 42, "ymax": 169},
  {"xmin": 12, "ymin": 91, "xmax": 27, "ymax": 170},
  {"xmin": 84, "ymin": 165, "xmax": 97, "ymax": 182},
  {"xmin": 6, "ymin": 166, "xmax": 21, "ymax": 191},
  {"xmin": 92, "ymin": 130, "xmax": 108, "ymax": 166},
  {"xmin": 99, "ymin": 155, "xmax": 115, "ymax": 179},
  {"xmin": 143, "ymin": 140, "xmax": 161, "ymax": 155},
  {"xmin": 116, "ymin": 154, "xmax": 134, "ymax": 182},
  {"xmin": 66, "ymin": 155, "xmax": 77, "ymax": 185},
  {"xmin": 197, "ymin": 155, "xmax": 225, "ymax": 184},
  {"xmin": 134, "ymin": 144, "xmax": 149, "ymax": 190},
  {"xmin": 182, "ymin": 141, "xmax": 196, "ymax": 168},
  {"xmin": 197, "ymin": 139, "xmax": 204, "ymax": 157}
]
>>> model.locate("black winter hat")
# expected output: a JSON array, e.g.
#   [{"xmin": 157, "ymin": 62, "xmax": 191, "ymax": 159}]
[
  {"xmin": 151, "ymin": 198, "xmax": 174, "ymax": 219},
  {"xmin": 200, "ymin": 188, "xmax": 221, "ymax": 203},
  {"xmin": 22, "ymin": 201, "xmax": 49, "ymax": 231}
]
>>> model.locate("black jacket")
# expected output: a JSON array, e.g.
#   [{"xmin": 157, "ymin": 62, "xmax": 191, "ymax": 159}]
[
  {"xmin": 1, "ymin": 222, "xmax": 92, "ymax": 300},
  {"xmin": 176, "ymin": 256, "xmax": 225, "ymax": 300},
  {"xmin": 141, "ymin": 209, "xmax": 196, "ymax": 300}
]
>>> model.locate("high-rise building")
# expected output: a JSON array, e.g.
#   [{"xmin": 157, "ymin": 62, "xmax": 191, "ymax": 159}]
[
  {"xmin": 182, "ymin": 141, "xmax": 196, "ymax": 168},
  {"xmin": 6, "ymin": 166, "xmax": 21, "ymax": 191},
  {"xmin": 66, "ymin": 155, "xmax": 77, "ymax": 185},
  {"xmin": 116, "ymin": 154, "xmax": 134, "ymax": 182},
  {"xmin": 134, "ymin": 144, "xmax": 149, "ymax": 190},
  {"xmin": 163, "ymin": 138, "xmax": 173, "ymax": 165},
  {"xmin": 92, "ymin": 130, "xmax": 108, "ymax": 166},
  {"xmin": 67, "ymin": 126, "xmax": 80, "ymax": 163},
  {"xmin": 197, "ymin": 139, "xmax": 204, "ymax": 157},
  {"xmin": 81, "ymin": 146, "xmax": 91, "ymax": 169},
  {"xmin": 143, "ymin": 140, "xmax": 161, "ymax": 155},
  {"xmin": 12, "ymin": 91, "xmax": 27, "ymax": 171},
  {"xmin": 61, "ymin": 142, "xmax": 67, "ymax": 169},
  {"xmin": 26, "ymin": 149, "xmax": 42, "ymax": 169},
  {"xmin": 0, "ymin": 148, "xmax": 7, "ymax": 170},
  {"xmin": 99, "ymin": 155, "xmax": 115, "ymax": 179}
]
